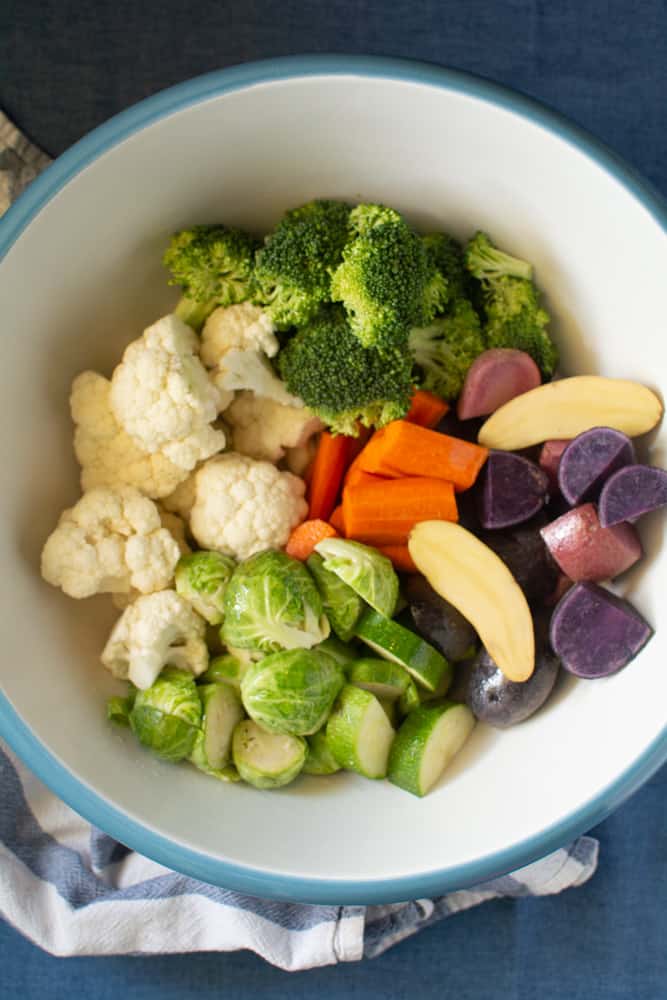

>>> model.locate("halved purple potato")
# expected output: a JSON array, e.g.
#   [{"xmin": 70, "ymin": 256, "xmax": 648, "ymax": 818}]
[
  {"xmin": 557, "ymin": 426, "xmax": 635, "ymax": 506},
  {"xmin": 598, "ymin": 464, "xmax": 667, "ymax": 527},
  {"xmin": 478, "ymin": 450, "xmax": 549, "ymax": 530},
  {"xmin": 457, "ymin": 348, "xmax": 541, "ymax": 420}
]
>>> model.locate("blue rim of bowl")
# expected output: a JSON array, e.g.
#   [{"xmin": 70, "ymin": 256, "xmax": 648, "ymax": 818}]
[{"xmin": 1, "ymin": 55, "xmax": 666, "ymax": 905}]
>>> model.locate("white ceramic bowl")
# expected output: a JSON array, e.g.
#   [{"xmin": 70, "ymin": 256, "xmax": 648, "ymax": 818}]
[{"xmin": 1, "ymin": 57, "xmax": 666, "ymax": 904}]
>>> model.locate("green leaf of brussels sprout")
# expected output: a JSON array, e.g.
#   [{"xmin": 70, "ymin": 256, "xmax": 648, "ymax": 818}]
[
  {"xmin": 314, "ymin": 539, "xmax": 399, "ymax": 618},
  {"xmin": 222, "ymin": 550, "xmax": 330, "ymax": 653},
  {"xmin": 129, "ymin": 667, "xmax": 202, "ymax": 761},
  {"xmin": 240, "ymin": 648, "xmax": 345, "ymax": 736},
  {"xmin": 175, "ymin": 551, "xmax": 236, "ymax": 625}
]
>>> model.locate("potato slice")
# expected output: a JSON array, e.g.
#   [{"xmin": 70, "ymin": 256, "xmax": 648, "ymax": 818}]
[
  {"xmin": 478, "ymin": 376, "xmax": 663, "ymax": 450},
  {"xmin": 408, "ymin": 521, "xmax": 534, "ymax": 682}
]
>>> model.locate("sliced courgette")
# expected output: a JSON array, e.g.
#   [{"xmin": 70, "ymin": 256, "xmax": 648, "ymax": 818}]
[
  {"xmin": 355, "ymin": 609, "xmax": 450, "ymax": 693},
  {"xmin": 348, "ymin": 657, "xmax": 412, "ymax": 700},
  {"xmin": 388, "ymin": 701, "xmax": 475, "ymax": 797},
  {"xmin": 325, "ymin": 685, "xmax": 395, "ymax": 779},
  {"xmin": 232, "ymin": 719, "xmax": 306, "ymax": 789}
]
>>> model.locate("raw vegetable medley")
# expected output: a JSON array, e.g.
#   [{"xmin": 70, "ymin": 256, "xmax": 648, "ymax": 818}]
[{"xmin": 40, "ymin": 200, "xmax": 667, "ymax": 797}]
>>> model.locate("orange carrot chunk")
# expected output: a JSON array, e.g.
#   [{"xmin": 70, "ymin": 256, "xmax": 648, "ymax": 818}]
[
  {"xmin": 286, "ymin": 519, "xmax": 338, "ymax": 561},
  {"xmin": 405, "ymin": 389, "xmax": 450, "ymax": 428},
  {"xmin": 377, "ymin": 545, "xmax": 418, "ymax": 573},
  {"xmin": 357, "ymin": 420, "xmax": 488, "ymax": 491},
  {"xmin": 329, "ymin": 505, "xmax": 346, "ymax": 535},
  {"xmin": 342, "ymin": 476, "xmax": 458, "ymax": 546},
  {"xmin": 308, "ymin": 432, "xmax": 357, "ymax": 521}
]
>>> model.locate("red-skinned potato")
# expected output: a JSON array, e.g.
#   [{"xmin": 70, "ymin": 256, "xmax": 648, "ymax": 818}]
[
  {"xmin": 457, "ymin": 349, "xmax": 541, "ymax": 420},
  {"xmin": 540, "ymin": 503, "xmax": 642, "ymax": 581},
  {"xmin": 539, "ymin": 439, "xmax": 570, "ymax": 491}
]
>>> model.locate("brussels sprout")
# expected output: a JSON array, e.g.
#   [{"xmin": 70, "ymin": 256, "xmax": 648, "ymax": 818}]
[
  {"xmin": 314, "ymin": 539, "xmax": 399, "ymax": 618},
  {"xmin": 240, "ymin": 648, "xmax": 344, "ymax": 736},
  {"xmin": 199, "ymin": 653, "xmax": 247, "ymax": 692},
  {"xmin": 232, "ymin": 719, "xmax": 307, "ymax": 789},
  {"xmin": 189, "ymin": 682, "xmax": 245, "ymax": 779},
  {"xmin": 129, "ymin": 667, "xmax": 202, "ymax": 761},
  {"xmin": 222, "ymin": 550, "xmax": 330, "ymax": 654},
  {"xmin": 313, "ymin": 636, "xmax": 360, "ymax": 673},
  {"xmin": 175, "ymin": 551, "xmax": 236, "ymax": 625},
  {"xmin": 303, "ymin": 727, "xmax": 341, "ymax": 775},
  {"xmin": 306, "ymin": 553, "xmax": 364, "ymax": 641},
  {"xmin": 107, "ymin": 693, "xmax": 135, "ymax": 726}
]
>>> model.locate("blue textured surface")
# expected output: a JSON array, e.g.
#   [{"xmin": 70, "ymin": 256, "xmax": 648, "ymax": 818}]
[{"xmin": 1, "ymin": 0, "xmax": 667, "ymax": 993}]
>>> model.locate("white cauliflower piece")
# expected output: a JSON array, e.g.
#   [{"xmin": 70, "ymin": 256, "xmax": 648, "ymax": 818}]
[
  {"xmin": 200, "ymin": 304, "xmax": 298, "ymax": 407},
  {"xmin": 110, "ymin": 314, "xmax": 225, "ymax": 470},
  {"xmin": 189, "ymin": 453, "xmax": 308, "ymax": 561},
  {"xmin": 101, "ymin": 590, "xmax": 208, "ymax": 690},
  {"xmin": 70, "ymin": 372, "xmax": 189, "ymax": 499},
  {"xmin": 162, "ymin": 472, "xmax": 198, "ymax": 521},
  {"xmin": 225, "ymin": 391, "xmax": 323, "ymax": 462},
  {"xmin": 41, "ymin": 487, "xmax": 180, "ymax": 599}
]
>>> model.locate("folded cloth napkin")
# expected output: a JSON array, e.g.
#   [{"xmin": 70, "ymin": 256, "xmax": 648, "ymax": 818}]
[{"xmin": 0, "ymin": 111, "xmax": 598, "ymax": 971}]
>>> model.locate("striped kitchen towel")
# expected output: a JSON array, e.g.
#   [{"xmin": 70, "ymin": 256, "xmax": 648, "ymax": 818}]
[{"xmin": 0, "ymin": 111, "xmax": 598, "ymax": 971}]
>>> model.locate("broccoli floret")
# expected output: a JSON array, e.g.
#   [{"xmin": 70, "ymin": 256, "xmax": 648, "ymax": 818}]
[
  {"xmin": 483, "ymin": 276, "xmax": 558, "ymax": 377},
  {"xmin": 422, "ymin": 232, "xmax": 469, "ymax": 302},
  {"xmin": 464, "ymin": 231, "xmax": 533, "ymax": 282},
  {"xmin": 253, "ymin": 199, "xmax": 351, "ymax": 330},
  {"xmin": 163, "ymin": 225, "xmax": 258, "ymax": 331},
  {"xmin": 409, "ymin": 299, "xmax": 486, "ymax": 400},
  {"xmin": 277, "ymin": 307, "xmax": 413, "ymax": 435},
  {"xmin": 348, "ymin": 202, "xmax": 405, "ymax": 236},
  {"xmin": 330, "ymin": 219, "xmax": 448, "ymax": 354}
]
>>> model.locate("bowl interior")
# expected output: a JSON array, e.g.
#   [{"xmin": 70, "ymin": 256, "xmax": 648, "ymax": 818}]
[{"xmin": 1, "ymin": 66, "xmax": 666, "ymax": 898}]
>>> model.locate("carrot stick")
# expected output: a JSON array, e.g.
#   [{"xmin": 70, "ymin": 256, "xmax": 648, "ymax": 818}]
[
  {"xmin": 286, "ymin": 519, "xmax": 338, "ymax": 561},
  {"xmin": 308, "ymin": 432, "xmax": 357, "ymax": 521},
  {"xmin": 377, "ymin": 545, "xmax": 418, "ymax": 573},
  {"xmin": 405, "ymin": 389, "xmax": 450, "ymax": 428},
  {"xmin": 356, "ymin": 420, "xmax": 488, "ymax": 491},
  {"xmin": 342, "ymin": 476, "xmax": 458, "ymax": 545},
  {"xmin": 329, "ymin": 505, "xmax": 346, "ymax": 535}
]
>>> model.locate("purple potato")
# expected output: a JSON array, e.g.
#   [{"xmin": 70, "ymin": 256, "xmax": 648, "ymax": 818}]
[
  {"xmin": 465, "ymin": 626, "xmax": 560, "ymax": 728},
  {"xmin": 403, "ymin": 575, "xmax": 478, "ymax": 661},
  {"xmin": 557, "ymin": 426, "xmax": 635, "ymax": 506},
  {"xmin": 550, "ymin": 581, "xmax": 653, "ymax": 678},
  {"xmin": 478, "ymin": 450, "xmax": 549, "ymax": 530},
  {"xmin": 481, "ymin": 518, "xmax": 560, "ymax": 606},
  {"xmin": 598, "ymin": 464, "xmax": 667, "ymax": 527}
]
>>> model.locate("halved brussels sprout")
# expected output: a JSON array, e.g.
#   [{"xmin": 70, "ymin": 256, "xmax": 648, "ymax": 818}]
[
  {"xmin": 307, "ymin": 553, "xmax": 364, "ymax": 641},
  {"xmin": 222, "ymin": 550, "xmax": 330, "ymax": 654},
  {"xmin": 314, "ymin": 539, "xmax": 399, "ymax": 619},
  {"xmin": 175, "ymin": 551, "xmax": 236, "ymax": 625},
  {"xmin": 199, "ymin": 653, "xmax": 247, "ymax": 692},
  {"xmin": 240, "ymin": 648, "xmax": 344, "ymax": 736},
  {"xmin": 232, "ymin": 719, "xmax": 306, "ymax": 789},
  {"xmin": 189, "ymin": 682, "xmax": 245, "ymax": 779}
]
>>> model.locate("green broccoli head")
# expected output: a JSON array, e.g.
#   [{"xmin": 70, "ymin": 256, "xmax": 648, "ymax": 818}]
[
  {"xmin": 483, "ymin": 276, "xmax": 558, "ymax": 377},
  {"xmin": 348, "ymin": 202, "xmax": 405, "ymax": 236},
  {"xmin": 163, "ymin": 225, "xmax": 258, "ymax": 330},
  {"xmin": 252, "ymin": 199, "xmax": 351, "ymax": 329},
  {"xmin": 277, "ymin": 306, "xmax": 413, "ymax": 435},
  {"xmin": 408, "ymin": 298, "xmax": 486, "ymax": 400},
  {"xmin": 422, "ymin": 232, "xmax": 470, "ymax": 302},
  {"xmin": 464, "ymin": 231, "xmax": 533, "ymax": 282},
  {"xmin": 330, "ymin": 219, "xmax": 448, "ymax": 354}
]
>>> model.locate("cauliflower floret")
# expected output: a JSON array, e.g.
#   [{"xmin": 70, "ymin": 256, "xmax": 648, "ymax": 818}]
[
  {"xmin": 162, "ymin": 472, "xmax": 198, "ymax": 521},
  {"xmin": 200, "ymin": 304, "xmax": 298, "ymax": 407},
  {"xmin": 41, "ymin": 487, "xmax": 180, "ymax": 599},
  {"xmin": 70, "ymin": 372, "xmax": 190, "ymax": 499},
  {"xmin": 189, "ymin": 453, "xmax": 308, "ymax": 561},
  {"xmin": 225, "ymin": 391, "xmax": 323, "ymax": 462},
  {"xmin": 283, "ymin": 439, "xmax": 318, "ymax": 478},
  {"xmin": 101, "ymin": 589, "xmax": 208, "ymax": 689},
  {"xmin": 110, "ymin": 314, "xmax": 225, "ymax": 470}
]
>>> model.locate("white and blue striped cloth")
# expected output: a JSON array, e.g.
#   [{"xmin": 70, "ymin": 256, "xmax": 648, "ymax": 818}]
[{"xmin": 0, "ymin": 113, "xmax": 599, "ymax": 971}]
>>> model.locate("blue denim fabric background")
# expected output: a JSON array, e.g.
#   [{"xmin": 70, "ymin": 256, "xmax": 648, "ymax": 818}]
[{"xmin": 1, "ymin": 1, "xmax": 666, "ymax": 996}]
